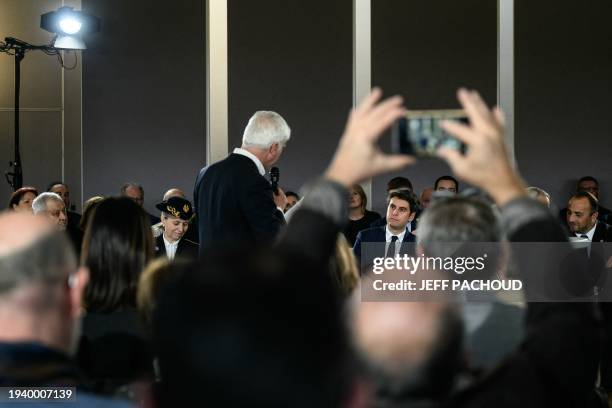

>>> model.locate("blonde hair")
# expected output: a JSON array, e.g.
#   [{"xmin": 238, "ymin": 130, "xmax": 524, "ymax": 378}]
[
  {"xmin": 351, "ymin": 184, "xmax": 367, "ymax": 214},
  {"xmin": 331, "ymin": 234, "xmax": 360, "ymax": 295}
]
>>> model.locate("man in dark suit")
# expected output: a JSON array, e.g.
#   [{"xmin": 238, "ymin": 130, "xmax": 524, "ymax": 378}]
[
  {"xmin": 153, "ymin": 88, "xmax": 415, "ymax": 408},
  {"xmin": 567, "ymin": 192, "xmax": 612, "ymax": 400},
  {"xmin": 47, "ymin": 181, "xmax": 81, "ymax": 228},
  {"xmin": 47, "ymin": 181, "xmax": 83, "ymax": 255},
  {"xmin": 353, "ymin": 190, "xmax": 417, "ymax": 265},
  {"xmin": 194, "ymin": 111, "xmax": 290, "ymax": 251},
  {"xmin": 560, "ymin": 176, "xmax": 611, "ymax": 225},
  {"xmin": 369, "ymin": 176, "xmax": 420, "ymax": 232},
  {"xmin": 566, "ymin": 191, "xmax": 612, "ymax": 242},
  {"xmin": 154, "ymin": 196, "xmax": 199, "ymax": 260}
]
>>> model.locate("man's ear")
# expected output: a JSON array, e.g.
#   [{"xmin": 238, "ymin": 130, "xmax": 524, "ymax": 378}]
[
  {"xmin": 68, "ymin": 267, "xmax": 89, "ymax": 318},
  {"xmin": 591, "ymin": 211, "xmax": 599, "ymax": 224}
]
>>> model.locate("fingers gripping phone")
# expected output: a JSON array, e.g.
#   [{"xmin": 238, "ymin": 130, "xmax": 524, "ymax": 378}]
[{"xmin": 391, "ymin": 109, "xmax": 468, "ymax": 157}]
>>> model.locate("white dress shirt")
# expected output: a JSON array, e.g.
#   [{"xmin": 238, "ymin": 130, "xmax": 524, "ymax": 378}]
[
  {"xmin": 385, "ymin": 225, "xmax": 408, "ymax": 257},
  {"xmin": 576, "ymin": 223, "xmax": 597, "ymax": 242},
  {"xmin": 163, "ymin": 235, "xmax": 180, "ymax": 260}
]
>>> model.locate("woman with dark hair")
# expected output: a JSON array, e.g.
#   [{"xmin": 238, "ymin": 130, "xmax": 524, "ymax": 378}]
[
  {"xmin": 82, "ymin": 197, "xmax": 153, "ymax": 312},
  {"xmin": 78, "ymin": 197, "xmax": 154, "ymax": 395},
  {"xmin": 342, "ymin": 184, "xmax": 381, "ymax": 246},
  {"xmin": 7, "ymin": 186, "xmax": 38, "ymax": 213}
]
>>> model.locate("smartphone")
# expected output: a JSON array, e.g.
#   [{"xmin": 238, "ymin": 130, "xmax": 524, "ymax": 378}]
[{"xmin": 391, "ymin": 109, "xmax": 468, "ymax": 157}]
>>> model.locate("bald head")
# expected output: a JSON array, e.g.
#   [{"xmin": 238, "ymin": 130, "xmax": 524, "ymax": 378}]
[
  {"xmin": 0, "ymin": 212, "xmax": 75, "ymax": 295},
  {"xmin": 0, "ymin": 211, "xmax": 87, "ymax": 355},
  {"xmin": 353, "ymin": 301, "xmax": 445, "ymax": 373},
  {"xmin": 350, "ymin": 277, "xmax": 463, "ymax": 403},
  {"xmin": 0, "ymin": 212, "xmax": 54, "ymax": 258},
  {"xmin": 163, "ymin": 188, "xmax": 185, "ymax": 201}
]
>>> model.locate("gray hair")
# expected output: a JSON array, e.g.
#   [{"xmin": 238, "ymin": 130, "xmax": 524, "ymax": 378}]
[
  {"xmin": 242, "ymin": 111, "xmax": 291, "ymax": 149},
  {"xmin": 32, "ymin": 192, "xmax": 64, "ymax": 215},
  {"xmin": 417, "ymin": 196, "xmax": 502, "ymax": 258},
  {"xmin": 0, "ymin": 231, "xmax": 76, "ymax": 296}
]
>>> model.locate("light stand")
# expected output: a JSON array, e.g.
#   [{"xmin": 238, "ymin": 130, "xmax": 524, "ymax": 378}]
[
  {"xmin": 1, "ymin": 7, "xmax": 99, "ymax": 191},
  {"xmin": 2, "ymin": 37, "xmax": 59, "ymax": 191}
]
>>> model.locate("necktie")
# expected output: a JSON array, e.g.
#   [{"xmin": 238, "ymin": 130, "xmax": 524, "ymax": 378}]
[
  {"xmin": 580, "ymin": 234, "xmax": 589, "ymax": 240},
  {"xmin": 386, "ymin": 235, "xmax": 398, "ymax": 258}
]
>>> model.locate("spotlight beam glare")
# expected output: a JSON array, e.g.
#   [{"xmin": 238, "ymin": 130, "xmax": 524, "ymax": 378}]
[{"xmin": 59, "ymin": 17, "xmax": 82, "ymax": 35}]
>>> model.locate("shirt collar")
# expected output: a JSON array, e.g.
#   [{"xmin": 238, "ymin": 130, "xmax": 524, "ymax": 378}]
[
  {"xmin": 576, "ymin": 222, "xmax": 597, "ymax": 241},
  {"xmin": 233, "ymin": 148, "xmax": 266, "ymax": 176},
  {"xmin": 163, "ymin": 234, "xmax": 180, "ymax": 247},
  {"xmin": 385, "ymin": 225, "xmax": 407, "ymax": 243}
]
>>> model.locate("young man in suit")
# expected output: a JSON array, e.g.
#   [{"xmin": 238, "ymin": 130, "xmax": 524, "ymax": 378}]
[
  {"xmin": 154, "ymin": 196, "xmax": 199, "ymax": 260},
  {"xmin": 194, "ymin": 111, "xmax": 289, "ymax": 251},
  {"xmin": 353, "ymin": 190, "xmax": 417, "ymax": 263},
  {"xmin": 369, "ymin": 177, "xmax": 420, "ymax": 233}
]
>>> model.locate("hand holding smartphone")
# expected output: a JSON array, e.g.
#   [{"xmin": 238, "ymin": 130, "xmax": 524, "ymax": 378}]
[{"xmin": 391, "ymin": 109, "xmax": 468, "ymax": 157}]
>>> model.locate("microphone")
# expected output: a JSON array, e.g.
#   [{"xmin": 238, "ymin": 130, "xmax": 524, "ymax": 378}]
[{"xmin": 270, "ymin": 167, "xmax": 280, "ymax": 194}]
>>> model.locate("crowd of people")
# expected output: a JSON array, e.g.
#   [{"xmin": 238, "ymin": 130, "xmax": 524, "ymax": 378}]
[{"xmin": 0, "ymin": 88, "xmax": 611, "ymax": 407}]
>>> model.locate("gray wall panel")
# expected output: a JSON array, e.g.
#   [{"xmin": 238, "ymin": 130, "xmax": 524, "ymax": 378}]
[
  {"xmin": 371, "ymin": 0, "xmax": 497, "ymax": 213},
  {"xmin": 227, "ymin": 0, "xmax": 353, "ymax": 194},
  {"xmin": 0, "ymin": 111, "xmax": 62, "ymax": 196},
  {"xmin": 82, "ymin": 0, "xmax": 205, "ymax": 214},
  {"xmin": 515, "ymin": 0, "xmax": 612, "ymax": 211}
]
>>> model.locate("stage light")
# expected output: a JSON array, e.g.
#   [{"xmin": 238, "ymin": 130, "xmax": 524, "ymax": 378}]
[
  {"xmin": 0, "ymin": 7, "xmax": 101, "ymax": 189},
  {"xmin": 59, "ymin": 17, "xmax": 82, "ymax": 35},
  {"xmin": 40, "ymin": 6, "xmax": 100, "ymax": 49}
]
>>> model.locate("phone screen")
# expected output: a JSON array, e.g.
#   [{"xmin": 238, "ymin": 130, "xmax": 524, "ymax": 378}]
[{"xmin": 391, "ymin": 109, "xmax": 468, "ymax": 157}]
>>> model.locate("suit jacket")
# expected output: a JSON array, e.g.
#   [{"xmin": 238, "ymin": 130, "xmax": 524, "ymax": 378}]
[
  {"xmin": 352, "ymin": 226, "xmax": 416, "ymax": 265},
  {"xmin": 0, "ymin": 342, "xmax": 133, "ymax": 408},
  {"xmin": 566, "ymin": 221, "xmax": 612, "ymax": 243},
  {"xmin": 67, "ymin": 210, "xmax": 81, "ymax": 230},
  {"xmin": 194, "ymin": 153, "xmax": 285, "ymax": 251},
  {"xmin": 593, "ymin": 221, "xmax": 612, "ymax": 242},
  {"xmin": 154, "ymin": 235, "xmax": 199, "ymax": 260}
]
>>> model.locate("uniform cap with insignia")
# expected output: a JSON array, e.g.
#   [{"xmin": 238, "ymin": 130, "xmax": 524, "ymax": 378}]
[{"xmin": 155, "ymin": 196, "xmax": 194, "ymax": 221}]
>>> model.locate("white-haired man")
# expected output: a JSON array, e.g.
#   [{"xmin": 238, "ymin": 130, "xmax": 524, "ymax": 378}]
[
  {"xmin": 32, "ymin": 192, "xmax": 68, "ymax": 231},
  {"xmin": 194, "ymin": 111, "xmax": 290, "ymax": 250}
]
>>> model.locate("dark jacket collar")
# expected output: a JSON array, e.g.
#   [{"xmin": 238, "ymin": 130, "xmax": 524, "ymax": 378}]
[{"xmin": 0, "ymin": 342, "xmax": 79, "ymax": 386}]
